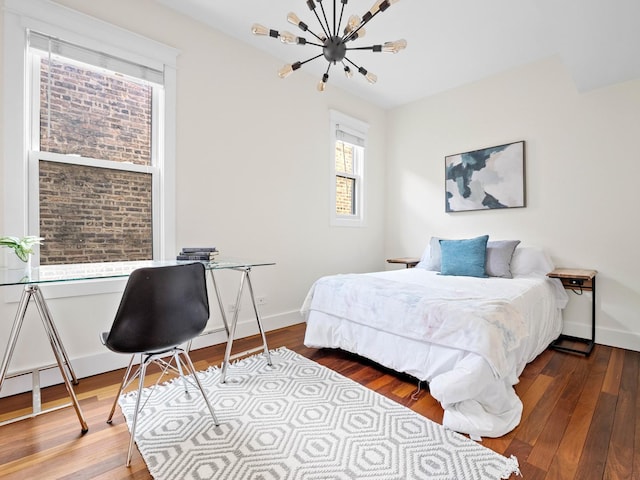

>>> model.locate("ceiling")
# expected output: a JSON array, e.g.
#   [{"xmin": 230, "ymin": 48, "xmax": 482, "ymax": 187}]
[{"xmin": 154, "ymin": 0, "xmax": 640, "ymax": 109}]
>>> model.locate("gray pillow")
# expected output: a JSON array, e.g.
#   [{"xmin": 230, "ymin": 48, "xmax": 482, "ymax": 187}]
[{"xmin": 485, "ymin": 240, "xmax": 521, "ymax": 278}]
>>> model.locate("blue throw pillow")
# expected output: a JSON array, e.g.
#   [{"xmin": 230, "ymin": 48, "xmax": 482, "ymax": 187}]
[{"xmin": 439, "ymin": 235, "xmax": 489, "ymax": 277}]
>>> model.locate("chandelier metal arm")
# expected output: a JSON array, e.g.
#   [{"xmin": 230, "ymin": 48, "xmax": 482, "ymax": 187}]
[
  {"xmin": 347, "ymin": 45, "xmax": 383, "ymax": 52},
  {"xmin": 320, "ymin": 0, "xmax": 340, "ymax": 38},
  {"xmin": 343, "ymin": 56, "xmax": 361, "ymax": 70},
  {"xmin": 297, "ymin": 53, "xmax": 325, "ymax": 68},
  {"xmin": 336, "ymin": 1, "xmax": 346, "ymax": 37},
  {"xmin": 308, "ymin": 2, "xmax": 330, "ymax": 40},
  {"xmin": 306, "ymin": 28, "xmax": 327, "ymax": 44}
]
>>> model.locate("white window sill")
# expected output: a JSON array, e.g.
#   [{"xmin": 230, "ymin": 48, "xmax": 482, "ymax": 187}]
[{"xmin": 331, "ymin": 216, "xmax": 366, "ymax": 228}]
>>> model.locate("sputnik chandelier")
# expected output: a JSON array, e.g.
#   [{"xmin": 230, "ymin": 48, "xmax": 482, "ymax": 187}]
[{"xmin": 252, "ymin": 0, "xmax": 406, "ymax": 91}]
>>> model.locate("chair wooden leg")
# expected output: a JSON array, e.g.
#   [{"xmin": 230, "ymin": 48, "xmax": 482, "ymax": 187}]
[{"xmin": 179, "ymin": 350, "xmax": 219, "ymax": 426}]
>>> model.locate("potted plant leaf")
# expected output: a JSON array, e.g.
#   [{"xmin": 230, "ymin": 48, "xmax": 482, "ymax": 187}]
[{"xmin": 0, "ymin": 235, "xmax": 44, "ymax": 269}]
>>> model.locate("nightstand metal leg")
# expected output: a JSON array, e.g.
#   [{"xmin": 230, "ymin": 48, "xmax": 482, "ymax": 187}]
[{"xmin": 550, "ymin": 276, "xmax": 596, "ymax": 356}]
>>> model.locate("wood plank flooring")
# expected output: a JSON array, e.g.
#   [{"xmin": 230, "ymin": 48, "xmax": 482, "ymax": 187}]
[{"xmin": 0, "ymin": 322, "xmax": 637, "ymax": 479}]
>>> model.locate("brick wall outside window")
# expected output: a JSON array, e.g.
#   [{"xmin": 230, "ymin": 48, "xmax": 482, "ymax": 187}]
[
  {"xmin": 37, "ymin": 58, "xmax": 153, "ymax": 265},
  {"xmin": 335, "ymin": 141, "xmax": 355, "ymax": 215},
  {"xmin": 39, "ymin": 161, "xmax": 152, "ymax": 264},
  {"xmin": 40, "ymin": 59, "xmax": 152, "ymax": 164}
]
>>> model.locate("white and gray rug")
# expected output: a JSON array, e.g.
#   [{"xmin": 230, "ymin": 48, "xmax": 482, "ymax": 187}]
[{"xmin": 118, "ymin": 347, "xmax": 520, "ymax": 479}]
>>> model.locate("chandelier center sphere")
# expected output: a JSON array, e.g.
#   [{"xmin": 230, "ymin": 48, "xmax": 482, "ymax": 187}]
[{"xmin": 323, "ymin": 36, "xmax": 347, "ymax": 63}]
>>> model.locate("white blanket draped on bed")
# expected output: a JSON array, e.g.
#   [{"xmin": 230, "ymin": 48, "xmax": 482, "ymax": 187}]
[
  {"xmin": 302, "ymin": 267, "xmax": 567, "ymax": 438},
  {"xmin": 302, "ymin": 274, "xmax": 527, "ymax": 378}
]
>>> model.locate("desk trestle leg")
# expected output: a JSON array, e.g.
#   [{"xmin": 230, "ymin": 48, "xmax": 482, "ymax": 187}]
[
  {"xmin": 215, "ymin": 267, "xmax": 272, "ymax": 384},
  {"xmin": 0, "ymin": 285, "xmax": 88, "ymax": 432}
]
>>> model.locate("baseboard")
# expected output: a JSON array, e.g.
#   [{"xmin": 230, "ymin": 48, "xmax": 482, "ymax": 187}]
[
  {"xmin": 562, "ymin": 321, "xmax": 640, "ymax": 352},
  {"xmin": 0, "ymin": 310, "xmax": 304, "ymax": 398}
]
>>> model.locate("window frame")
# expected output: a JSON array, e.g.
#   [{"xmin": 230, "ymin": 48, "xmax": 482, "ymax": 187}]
[
  {"xmin": 329, "ymin": 110, "xmax": 369, "ymax": 227},
  {"xmin": 3, "ymin": 0, "xmax": 179, "ymax": 298},
  {"xmin": 27, "ymin": 48, "xmax": 161, "ymax": 263}
]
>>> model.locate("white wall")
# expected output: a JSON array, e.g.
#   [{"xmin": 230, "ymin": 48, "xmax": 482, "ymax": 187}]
[
  {"xmin": 0, "ymin": 0, "xmax": 387, "ymax": 395},
  {"xmin": 385, "ymin": 56, "xmax": 640, "ymax": 351}
]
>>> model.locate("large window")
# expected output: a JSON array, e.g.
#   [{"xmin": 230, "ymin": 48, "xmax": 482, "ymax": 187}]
[
  {"xmin": 3, "ymin": 0, "xmax": 178, "ymax": 275},
  {"xmin": 30, "ymin": 39, "xmax": 159, "ymax": 264},
  {"xmin": 330, "ymin": 110, "xmax": 368, "ymax": 227}
]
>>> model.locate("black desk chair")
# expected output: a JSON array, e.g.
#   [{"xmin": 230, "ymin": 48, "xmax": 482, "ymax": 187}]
[{"xmin": 101, "ymin": 262, "xmax": 219, "ymax": 467}]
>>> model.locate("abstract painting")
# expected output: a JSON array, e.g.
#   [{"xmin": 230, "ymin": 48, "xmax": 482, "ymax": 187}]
[{"xmin": 445, "ymin": 141, "xmax": 525, "ymax": 212}]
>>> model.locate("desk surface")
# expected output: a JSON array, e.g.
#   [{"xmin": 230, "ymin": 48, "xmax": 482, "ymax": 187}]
[{"xmin": 0, "ymin": 258, "xmax": 275, "ymax": 286}]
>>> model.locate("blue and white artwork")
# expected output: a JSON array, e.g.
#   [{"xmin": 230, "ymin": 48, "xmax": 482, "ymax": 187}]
[{"xmin": 445, "ymin": 141, "xmax": 525, "ymax": 212}]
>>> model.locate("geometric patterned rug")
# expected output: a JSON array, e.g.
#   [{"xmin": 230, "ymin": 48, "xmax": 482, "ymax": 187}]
[{"xmin": 118, "ymin": 347, "xmax": 520, "ymax": 479}]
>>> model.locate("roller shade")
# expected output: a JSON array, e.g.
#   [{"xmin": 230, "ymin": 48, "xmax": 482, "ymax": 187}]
[{"xmin": 28, "ymin": 30, "xmax": 164, "ymax": 85}]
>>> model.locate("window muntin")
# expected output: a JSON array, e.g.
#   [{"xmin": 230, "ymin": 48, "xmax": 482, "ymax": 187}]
[{"xmin": 28, "ymin": 39, "xmax": 162, "ymax": 265}]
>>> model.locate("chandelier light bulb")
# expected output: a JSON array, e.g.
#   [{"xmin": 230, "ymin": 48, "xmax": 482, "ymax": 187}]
[
  {"xmin": 278, "ymin": 64, "xmax": 294, "ymax": 78},
  {"xmin": 368, "ymin": 0, "xmax": 385, "ymax": 16},
  {"xmin": 279, "ymin": 31, "xmax": 298, "ymax": 44},
  {"xmin": 343, "ymin": 65, "xmax": 353, "ymax": 79},
  {"xmin": 366, "ymin": 0, "xmax": 400, "ymax": 19},
  {"xmin": 344, "ymin": 15, "xmax": 361, "ymax": 35},
  {"xmin": 358, "ymin": 66, "xmax": 377, "ymax": 84},
  {"xmin": 287, "ymin": 12, "xmax": 308, "ymax": 31},
  {"xmin": 287, "ymin": 12, "xmax": 301, "ymax": 26},
  {"xmin": 251, "ymin": 24, "xmax": 270, "ymax": 36},
  {"xmin": 382, "ymin": 39, "xmax": 407, "ymax": 53},
  {"xmin": 317, "ymin": 73, "xmax": 329, "ymax": 92}
]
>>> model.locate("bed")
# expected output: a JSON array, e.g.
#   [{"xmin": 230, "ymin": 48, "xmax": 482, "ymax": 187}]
[{"xmin": 301, "ymin": 237, "xmax": 568, "ymax": 438}]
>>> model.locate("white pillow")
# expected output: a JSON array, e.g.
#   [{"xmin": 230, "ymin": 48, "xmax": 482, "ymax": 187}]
[
  {"xmin": 416, "ymin": 236, "xmax": 444, "ymax": 270},
  {"xmin": 417, "ymin": 244, "xmax": 431, "ymax": 266},
  {"xmin": 416, "ymin": 237, "xmax": 444, "ymax": 272},
  {"xmin": 510, "ymin": 246, "xmax": 555, "ymax": 277}
]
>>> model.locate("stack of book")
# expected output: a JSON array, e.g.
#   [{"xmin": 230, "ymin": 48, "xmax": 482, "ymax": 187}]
[{"xmin": 176, "ymin": 247, "xmax": 219, "ymax": 261}]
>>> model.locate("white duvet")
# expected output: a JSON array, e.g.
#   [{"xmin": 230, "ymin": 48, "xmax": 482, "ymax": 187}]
[{"xmin": 302, "ymin": 262, "xmax": 568, "ymax": 438}]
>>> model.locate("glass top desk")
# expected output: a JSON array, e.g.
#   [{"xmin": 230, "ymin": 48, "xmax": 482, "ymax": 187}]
[{"xmin": 0, "ymin": 258, "xmax": 275, "ymax": 432}]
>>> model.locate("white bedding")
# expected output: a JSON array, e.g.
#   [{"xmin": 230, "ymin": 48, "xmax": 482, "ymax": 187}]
[{"xmin": 302, "ymin": 257, "xmax": 568, "ymax": 438}]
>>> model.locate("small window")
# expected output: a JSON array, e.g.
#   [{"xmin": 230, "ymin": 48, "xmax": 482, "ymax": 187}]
[{"xmin": 330, "ymin": 110, "xmax": 368, "ymax": 227}]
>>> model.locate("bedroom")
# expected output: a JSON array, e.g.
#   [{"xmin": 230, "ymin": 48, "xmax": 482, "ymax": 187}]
[{"xmin": 0, "ymin": 0, "xmax": 639, "ymax": 478}]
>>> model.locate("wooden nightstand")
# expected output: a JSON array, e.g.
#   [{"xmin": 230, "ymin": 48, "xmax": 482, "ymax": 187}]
[
  {"xmin": 386, "ymin": 257, "xmax": 420, "ymax": 268},
  {"xmin": 547, "ymin": 268, "xmax": 597, "ymax": 356}
]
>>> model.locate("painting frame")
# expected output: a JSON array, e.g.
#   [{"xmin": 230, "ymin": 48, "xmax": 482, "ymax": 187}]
[{"xmin": 445, "ymin": 140, "xmax": 526, "ymax": 213}]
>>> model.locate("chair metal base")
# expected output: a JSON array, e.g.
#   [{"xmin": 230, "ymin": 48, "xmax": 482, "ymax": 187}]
[{"xmin": 107, "ymin": 347, "xmax": 219, "ymax": 467}]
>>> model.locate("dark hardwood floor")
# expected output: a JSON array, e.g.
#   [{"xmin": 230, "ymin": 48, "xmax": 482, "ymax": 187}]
[{"xmin": 0, "ymin": 322, "xmax": 637, "ymax": 479}]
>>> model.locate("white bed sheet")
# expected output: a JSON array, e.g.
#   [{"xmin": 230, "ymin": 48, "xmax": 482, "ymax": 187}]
[{"xmin": 302, "ymin": 268, "xmax": 567, "ymax": 438}]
